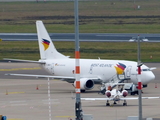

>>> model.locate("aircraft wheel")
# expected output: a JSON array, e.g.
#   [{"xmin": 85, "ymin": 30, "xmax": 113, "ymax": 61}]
[
  {"xmin": 106, "ymin": 103, "xmax": 110, "ymax": 106},
  {"xmin": 81, "ymin": 89, "xmax": 86, "ymax": 93},
  {"xmin": 130, "ymin": 92, "xmax": 135, "ymax": 95},
  {"xmin": 113, "ymin": 102, "xmax": 117, "ymax": 104},
  {"xmin": 123, "ymin": 103, "xmax": 127, "ymax": 106}
]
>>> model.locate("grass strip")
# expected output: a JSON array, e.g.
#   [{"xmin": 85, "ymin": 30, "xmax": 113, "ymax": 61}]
[{"xmin": 1, "ymin": 41, "xmax": 160, "ymax": 62}]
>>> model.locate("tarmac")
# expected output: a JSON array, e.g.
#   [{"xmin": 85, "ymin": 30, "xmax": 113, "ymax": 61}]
[{"xmin": 0, "ymin": 62, "xmax": 160, "ymax": 120}]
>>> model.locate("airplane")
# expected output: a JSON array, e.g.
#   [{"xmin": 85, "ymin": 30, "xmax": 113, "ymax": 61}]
[
  {"xmin": 81, "ymin": 86, "xmax": 160, "ymax": 106},
  {"xmin": 4, "ymin": 20, "xmax": 155, "ymax": 93}
]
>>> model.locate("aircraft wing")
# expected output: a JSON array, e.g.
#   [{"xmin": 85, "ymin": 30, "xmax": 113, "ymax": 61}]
[
  {"xmin": 120, "ymin": 97, "xmax": 160, "ymax": 100},
  {"xmin": 81, "ymin": 98, "xmax": 113, "ymax": 101},
  {"xmin": 142, "ymin": 97, "xmax": 160, "ymax": 99},
  {"xmin": 5, "ymin": 73, "xmax": 75, "ymax": 79},
  {"xmin": 120, "ymin": 98, "xmax": 139, "ymax": 100},
  {"xmin": 81, "ymin": 97, "xmax": 160, "ymax": 101},
  {"xmin": 5, "ymin": 73, "xmax": 101, "ymax": 83}
]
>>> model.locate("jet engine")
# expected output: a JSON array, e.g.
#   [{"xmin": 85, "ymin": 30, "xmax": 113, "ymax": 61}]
[
  {"xmin": 74, "ymin": 78, "xmax": 94, "ymax": 90},
  {"xmin": 105, "ymin": 90, "xmax": 111, "ymax": 98},
  {"xmin": 122, "ymin": 90, "xmax": 128, "ymax": 97}
]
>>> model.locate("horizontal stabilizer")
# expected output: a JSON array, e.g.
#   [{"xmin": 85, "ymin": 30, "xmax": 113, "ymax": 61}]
[{"xmin": 3, "ymin": 58, "xmax": 45, "ymax": 64}]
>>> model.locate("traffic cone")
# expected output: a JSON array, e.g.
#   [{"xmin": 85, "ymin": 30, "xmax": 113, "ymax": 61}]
[
  {"xmin": 36, "ymin": 85, "xmax": 39, "ymax": 90},
  {"xmin": 155, "ymin": 83, "xmax": 157, "ymax": 88},
  {"xmin": 6, "ymin": 90, "xmax": 8, "ymax": 95},
  {"xmin": 68, "ymin": 117, "xmax": 72, "ymax": 120}
]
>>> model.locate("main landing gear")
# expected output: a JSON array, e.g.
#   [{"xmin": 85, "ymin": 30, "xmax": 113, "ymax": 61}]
[
  {"xmin": 106, "ymin": 100, "xmax": 127, "ymax": 106},
  {"xmin": 106, "ymin": 100, "xmax": 117, "ymax": 106},
  {"xmin": 106, "ymin": 100, "xmax": 110, "ymax": 106},
  {"xmin": 123, "ymin": 100, "xmax": 127, "ymax": 106}
]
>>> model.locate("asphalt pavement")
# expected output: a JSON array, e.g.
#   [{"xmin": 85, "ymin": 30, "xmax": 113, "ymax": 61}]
[
  {"xmin": 0, "ymin": 62, "xmax": 160, "ymax": 120},
  {"xmin": 1, "ymin": 33, "xmax": 160, "ymax": 42}
]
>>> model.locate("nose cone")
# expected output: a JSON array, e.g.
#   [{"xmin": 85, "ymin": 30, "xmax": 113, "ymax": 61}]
[{"xmin": 141, "ymin": 71, "xmax": 155, "ymax": 84}]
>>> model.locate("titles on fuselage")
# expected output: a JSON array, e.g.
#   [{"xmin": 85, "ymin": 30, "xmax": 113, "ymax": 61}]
[
  {"xmin": 91, "ymin": 63, "xmax": 113, "ymax": 68},
  {"xmin": 89, "ymin": 63, "xmax": 113, "ymax": 74}
]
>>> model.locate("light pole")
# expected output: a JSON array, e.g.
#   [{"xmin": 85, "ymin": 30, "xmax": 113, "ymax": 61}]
[
  {"xmin": 137, "ymin": 35, "xmax": 142, "ymax": 120},
  {"xmin": 74, "ymin": 0, "xmax": 83, "ymax": 120},
  {"xmin": 129, "ymin": 35, "xmax": 148, "ymax": 120}
]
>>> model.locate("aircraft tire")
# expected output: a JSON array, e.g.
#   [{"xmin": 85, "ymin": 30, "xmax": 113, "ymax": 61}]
[
  {"xmin": 130, "ymin": 92, "xmax": 135, "ymax": 95},
  {"xmin": 123, "ymin": 103, "xmax": 127, "ymax": 106},
  {"xmin": 106, "ymin": 103, "xmax": 110, "ymax": 106},
  {"xmin": 81, "ymin": 89, "xmax": 86, "ymax": 93}
]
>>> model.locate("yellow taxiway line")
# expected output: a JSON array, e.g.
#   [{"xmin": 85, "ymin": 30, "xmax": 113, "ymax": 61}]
[
  {"xmin": 0, "ymin": 67, "xmax": 41, "ymax": 71},
  {"xmin": 8, "ymin": 119, "xmax": 24, "ymax": 120}
]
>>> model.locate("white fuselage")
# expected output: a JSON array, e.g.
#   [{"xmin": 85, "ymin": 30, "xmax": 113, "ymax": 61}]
[{"xmin": 40, "ymin": 58, "xmax": 155, "ymax": 85}]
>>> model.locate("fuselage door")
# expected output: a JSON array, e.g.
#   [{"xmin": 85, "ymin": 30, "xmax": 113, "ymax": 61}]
[{"xmin": 125, "ymin": 66, "xmax": 132, "ymax": 79}]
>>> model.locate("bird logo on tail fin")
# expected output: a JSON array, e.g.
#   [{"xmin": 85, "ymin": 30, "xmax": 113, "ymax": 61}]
[
  {"xmin": 114, "ymin": 63, "xmax": 126, "ymax": 75},
  {"xmin": 42, "ymin": 39, "xmax": 50, "ymax": 51}
]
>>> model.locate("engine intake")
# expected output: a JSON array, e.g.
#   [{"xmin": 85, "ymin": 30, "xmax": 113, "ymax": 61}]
[
  {"xmin": 122, "ymin": 90, "xmax": 128, "ymax": 97},
  {"xmin": 74, "ymin": 78, "xmax": 94, "ymax": 90},
  {"xmin": 105, "ymin": 90, "xmax": 111, "ymax": 98}
]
